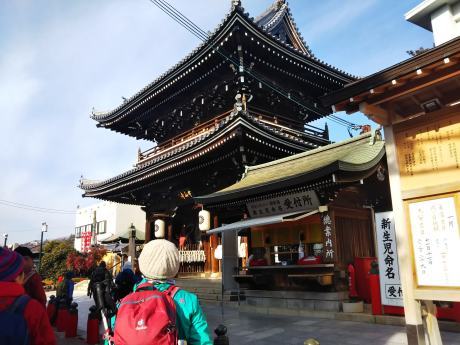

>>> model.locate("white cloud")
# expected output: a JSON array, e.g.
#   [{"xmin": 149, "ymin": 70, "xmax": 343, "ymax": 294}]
[{"xmin": 299, "ymin": 0, "xmax": 378, "ymax": 43}]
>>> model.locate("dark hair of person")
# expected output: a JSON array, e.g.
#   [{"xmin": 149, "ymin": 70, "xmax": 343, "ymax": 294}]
[{"xmin": 14, "ymin": 246, "xmax": 34, "ymax": 258}]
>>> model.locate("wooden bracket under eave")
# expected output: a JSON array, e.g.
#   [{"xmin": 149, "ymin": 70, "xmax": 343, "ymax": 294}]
[{"xmin": 359, "ymin": 102, "xmax": 390, "ymax": 126}]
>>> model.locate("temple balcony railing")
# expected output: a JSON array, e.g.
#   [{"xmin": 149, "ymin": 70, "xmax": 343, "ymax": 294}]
[
  {"xmin": 247, "ymin": 107, "xmax": 329, "ymax": 144},
  {"xmin": 137, "ymin": 110, "xmax": 233, "ymax": 165},
  {"xmin": 136, "ymin": 108, "xmax": 328, "ymax": 166}
]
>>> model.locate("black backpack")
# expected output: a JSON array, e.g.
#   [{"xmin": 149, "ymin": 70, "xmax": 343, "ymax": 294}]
[
  {"xmin": 92, "ymin": 267, "xmax": 107, "ymax": 284},
  {"xmin": 0, "ymin": 295, "xmax": 30, "ymax": 345}
]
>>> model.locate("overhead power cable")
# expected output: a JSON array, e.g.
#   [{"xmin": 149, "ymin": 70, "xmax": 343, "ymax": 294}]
[
  {"xmin": 0, "ymin": 199, "xmax": 76, "ymax": 214},
  {"xmin": 153, "ymin": 0, "xmax": 208, "ymax": 41},
  {"xmin": 147, "ymin": 0, "xmax": 358, "ymax": 129}
]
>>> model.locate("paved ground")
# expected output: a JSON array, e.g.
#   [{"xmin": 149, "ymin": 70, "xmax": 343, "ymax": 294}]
[
  {"xmin": 202, "ymin": 304, "xmax": 460, "ymax": 345},
  {"xmin": 52, "ymin": 291, "xmax": 460, "ymax": 345}
]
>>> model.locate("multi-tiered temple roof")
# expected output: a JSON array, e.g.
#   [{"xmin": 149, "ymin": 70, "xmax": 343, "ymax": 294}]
[
  {"xmin": 90, "ymin": 0, "xmax": 354, "ymax": 142},
  {"xmin": 81, "ymin": 0, "xmax": 355, "ymax": 211}
]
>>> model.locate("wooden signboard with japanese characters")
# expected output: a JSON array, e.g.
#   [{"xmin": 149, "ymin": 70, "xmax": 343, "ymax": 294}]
[
  {"xmin": 394, "ymin": 111, "xmax": 460, "ymax": 199},
  {"xmin": 394, "ymin": 109, "xmax": 460, "ymax": 301},
  {"xmin": 246, "ymin": 190, "xmax": 319, "ymax": 218}
]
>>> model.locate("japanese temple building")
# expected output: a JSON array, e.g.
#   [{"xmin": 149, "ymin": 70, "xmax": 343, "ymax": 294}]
[
  {"xmin": 80, "ymin": 0, "xmax": 355, "ymax": 275},
  {"xmin": 195, "ymin": 131, "xmax": 392, "ymax": 309}
]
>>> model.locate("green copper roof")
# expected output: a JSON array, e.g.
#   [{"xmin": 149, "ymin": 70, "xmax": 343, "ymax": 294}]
[{"xmin": 196, "ymin": 132, "xmax": 385, "ymax": 203}]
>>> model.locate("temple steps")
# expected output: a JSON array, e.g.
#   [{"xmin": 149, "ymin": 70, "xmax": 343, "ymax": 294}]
[{"xmin": 175, "ymin": 278, "xmax": 244, "ymax": 303}]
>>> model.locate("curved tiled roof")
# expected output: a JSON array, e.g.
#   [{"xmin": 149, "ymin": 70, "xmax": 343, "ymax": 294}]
[
  {"xmin": 91, "ymin": 1, "xmax": 355, "ymax": 125},
  {"xmin": 80, "ymin": 110, "xmax": 325, "ymax": 195},
  {"xmin": 254, "ymin": 0, "xmax": 312, "ymax": 56},
  {"xmin": 196, "ymin": 131, "xmax": 385, "ymax": 204}
]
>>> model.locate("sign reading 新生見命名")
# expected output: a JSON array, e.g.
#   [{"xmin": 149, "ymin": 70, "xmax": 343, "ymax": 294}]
[
  {"xmin": 246, "ymin": 190, "xmax": 319, "ymax": 218},
  {"xmin": 408, "ymin": 196, "xmax": 460, "ymax": 288},
  {"xmin": 375, "ymin": 211, "xmax": 403, "ymax": 307}
]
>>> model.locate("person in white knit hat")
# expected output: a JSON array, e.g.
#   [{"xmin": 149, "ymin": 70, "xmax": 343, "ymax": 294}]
[
  {"xmin": 139, "ymin": 239, "xmax": 180, "ymax": 280},
  {"xmin": 111, "ymin": 240, "xmax": 212, "ymax": 345}
]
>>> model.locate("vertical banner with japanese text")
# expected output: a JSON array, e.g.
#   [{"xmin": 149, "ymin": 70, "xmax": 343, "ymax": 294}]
[
  {"xmin": 321, "ymin": 212, "xmax": 336, "ymax": 263},
  {"xmin": 375, "ymin": 211, "xmax": 403, "ymax": 307},
  {"xmin": 81, "ymin": 231, "xmax": 92, "ymax": 253}
]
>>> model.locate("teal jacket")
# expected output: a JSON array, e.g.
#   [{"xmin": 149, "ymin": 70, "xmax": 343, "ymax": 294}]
[{"xmin": 109, "ymin": 279, "xmax": 212, "ymax": 345}]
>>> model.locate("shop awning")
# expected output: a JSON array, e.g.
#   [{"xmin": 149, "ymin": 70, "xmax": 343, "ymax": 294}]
[
  {"xmin": 101, "ymin": 242, "xmax": 129, "ymax": 252},
  {"xmin": 207, "ymin": 209, "xmax": 319, "ymax": 234}
]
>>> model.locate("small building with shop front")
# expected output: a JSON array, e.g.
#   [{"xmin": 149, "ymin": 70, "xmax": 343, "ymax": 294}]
[
  {"xmin": 74, "ymin": 201, "xmax": 145, "ymax": 253},
  {"xmin": 196, "ymin": 131, "xmax": 391, "ymax": 311}
]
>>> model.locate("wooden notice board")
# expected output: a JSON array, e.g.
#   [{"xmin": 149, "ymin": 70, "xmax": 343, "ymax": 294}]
[
  {"xmin": 406, "ymin": 194, "xmax": 460, "ymax": 286},
  {"xmin": 394, "ymin": 109, "xmax": 460, "ymax": 301},
  {"xmin": 394, "ymin": 110, "xmax": 460, "ymax": 199}
]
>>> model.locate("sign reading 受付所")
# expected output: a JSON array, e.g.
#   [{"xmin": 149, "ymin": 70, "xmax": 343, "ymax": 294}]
[
  {"xmin": 408, "ymin": 197, "xmax": 460, "ymax": 287},
  {"xmin": 246, "ymin": 190, "xmax": 319, "ymax": 218},
  {"xmin": 375, "ymin": 211, "xmax": 403, "ymax": 307}
]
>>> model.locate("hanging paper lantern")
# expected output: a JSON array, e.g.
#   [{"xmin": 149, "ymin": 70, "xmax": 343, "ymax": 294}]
[
  {"xmin": 154, "ymin": 219, "xmax": 165, "ymax": 239},
  {"xmin": 214, "ymin": 244, "xmax": 222, "ymax": 260},
  {"xmin": 198, "ymin": 209, "xmax": 211, "ymax": 231}
]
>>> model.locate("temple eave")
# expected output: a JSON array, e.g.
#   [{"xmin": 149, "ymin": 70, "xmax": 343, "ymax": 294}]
[
  {"xmin": 89, "ymin": 3, "xmax": 355, "ymax": 131},
  {"xmin": 79, "ymin": 111, "xmax": 331, "ymax": 203}
]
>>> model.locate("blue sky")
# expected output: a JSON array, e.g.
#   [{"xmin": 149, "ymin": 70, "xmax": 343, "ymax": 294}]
[{"xmin": 0, "ymin": 0, "xmax": 433, "ymax": 244}]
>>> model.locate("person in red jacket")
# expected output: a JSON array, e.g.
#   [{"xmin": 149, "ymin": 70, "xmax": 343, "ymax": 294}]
[
  {"xmin": 0, "ymin": 247, "xmax": 56, "ymax": 345},
  {"xmin": 14, "ymin": 246, "xmax": 47, "ymax": 307}
]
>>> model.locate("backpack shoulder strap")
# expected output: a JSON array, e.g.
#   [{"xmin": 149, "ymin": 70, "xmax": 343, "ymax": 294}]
[
  {"xmin": 164, "ymin": 285, "xmax": 180, "ymax": 299},
  {"xmin": 8, "ymin": 295, "xmax": 31, "ymax": 345},
  {"xmin": 8, "ymin": 295, "xmax": 30, "ymax": 315},
  {"xmin": 135, "ymin": 282, "xmax": 156, "ymax": 292}
]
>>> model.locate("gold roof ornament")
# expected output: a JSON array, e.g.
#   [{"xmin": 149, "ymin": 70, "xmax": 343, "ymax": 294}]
[{"xmin": 304, "ymin": 339, "xmax": 320, "ymax": 345}]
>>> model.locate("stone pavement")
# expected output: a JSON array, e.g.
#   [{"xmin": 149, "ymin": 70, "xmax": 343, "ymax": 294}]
[
  {"xmin": 55, "ymin": 332, "xmax": 87, "ymax": 345},
  {"xmin": 202, "ymin": 304, "xmax": 460, "ymax": 345},
  {"xmin": 52, "ymin": 291, "xmax": 460, "ymax": 345}
]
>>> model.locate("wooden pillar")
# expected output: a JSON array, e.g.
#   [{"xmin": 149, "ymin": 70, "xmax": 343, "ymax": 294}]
[
  {"xmin": 384, "ymin": 125, "xmax": 425, "ymax": 345},
  {"xmin": 144, "ymin": 220, "xmax": 151, "ymax": 243},
  {"xmin": 211, "ymin": 215, "xmax": 219, "ymax": 274},
  {"xmin": 128, "ymin": 227, "xmax": 136, "ymax": 260},
  {"xmin": 167, "ymin": 224, "xmax": 173, "ymax": 242},
  {"xmin": 202, "ymin": 235, "xmax": 211, "ymax": 273}
]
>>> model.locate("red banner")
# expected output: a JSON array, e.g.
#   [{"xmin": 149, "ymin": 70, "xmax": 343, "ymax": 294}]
[{"xmin": 81, "ymin": 231, "xmax": 92, "ymax": 252}]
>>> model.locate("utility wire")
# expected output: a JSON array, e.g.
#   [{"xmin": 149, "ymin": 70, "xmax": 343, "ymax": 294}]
[
  {"xmin": 147, "ymin": 0, "xmax": 358, "ymax": 130},
  {"xmin": 0, "ymin": 199, "xmax": 76, "ymax": 214},
  {"xmin": 153, "ymin": 0, "xmax": 208, "ymax": 41}
]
